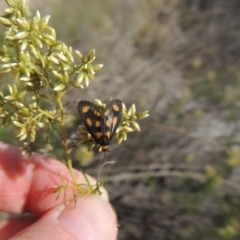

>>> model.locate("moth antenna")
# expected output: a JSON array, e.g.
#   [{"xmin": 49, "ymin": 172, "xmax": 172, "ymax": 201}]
[{"xmin": 96, "ymin": 152, "xmax": 115, "ymax": 194}]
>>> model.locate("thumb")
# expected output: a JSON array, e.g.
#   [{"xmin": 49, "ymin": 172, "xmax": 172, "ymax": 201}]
[{"xmin": 11, "ymin": 196, "xmax": 118, "ymax": 240}]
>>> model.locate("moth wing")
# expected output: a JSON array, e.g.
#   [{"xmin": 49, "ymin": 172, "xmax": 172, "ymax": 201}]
[
  {"xmin": 103, "ymin": 99, "xmax": 122, "ymax": 141},
  {"xmin": 78, "ymin": 100, "xmax": 101, "ymax": 142}
]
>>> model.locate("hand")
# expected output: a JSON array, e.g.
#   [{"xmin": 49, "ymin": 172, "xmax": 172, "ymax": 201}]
[{"xmin": 0, "ymin": 142, "xmax": 118, "ymax": 240}]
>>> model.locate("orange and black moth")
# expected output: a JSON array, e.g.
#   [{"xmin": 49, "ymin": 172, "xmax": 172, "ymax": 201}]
[{"xmin": 78, "ymin": 99, "xmax": 122, "ymax": 151}]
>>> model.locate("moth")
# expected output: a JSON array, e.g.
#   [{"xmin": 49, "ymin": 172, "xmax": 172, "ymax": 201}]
[{"xmin": 78, "ymin": 99, "xmax": 122, "ymax": 151}]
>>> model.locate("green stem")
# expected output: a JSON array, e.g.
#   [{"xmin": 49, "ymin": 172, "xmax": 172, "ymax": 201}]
[
  {"xmin": 40, "ymin": 50, "xmax": 79, "ymax": 187},
  {"xmin": 43, "ymin": 67, "xmax": 78, "ymax": 186},
  {"xmin": 56, "ymin": 97, "xmax": 78, "ymax": 185},
  {"xmin": 38, "ymin": 108, "xmax": 54, "ymax": 119}
]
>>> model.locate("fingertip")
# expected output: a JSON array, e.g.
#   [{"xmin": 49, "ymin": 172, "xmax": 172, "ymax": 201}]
[
  {"xmin": 9, "ymin": 196, "xmax": 118, "ymax": 240},
  {"xmin": 58, "ymin": 196, "xmax": 118, "ymax": 240}
]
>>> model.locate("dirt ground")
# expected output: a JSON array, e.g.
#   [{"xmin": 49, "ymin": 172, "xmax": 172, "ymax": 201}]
[{"xmin": 2, "ymin": 0, "xmax": 240, "ymax": 239}]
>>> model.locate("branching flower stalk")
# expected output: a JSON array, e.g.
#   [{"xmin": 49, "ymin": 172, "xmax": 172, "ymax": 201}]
[
  {"xmin": 0, "ymin": 0, "xmax": 101, "ymax": 191},
  {"xmin": 0, "ymin": 0, "xmax": 149, "ymax": 198}
]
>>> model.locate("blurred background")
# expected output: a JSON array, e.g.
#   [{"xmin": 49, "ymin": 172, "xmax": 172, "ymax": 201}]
[{"xmin": 1, "ymin": 0, "xmax": 240, "ymax": 239}]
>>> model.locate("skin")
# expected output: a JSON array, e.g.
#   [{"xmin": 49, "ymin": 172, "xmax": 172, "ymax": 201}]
[{"xmin": 0, "ymin": 142, "xmax": 118, "ymax": 240}]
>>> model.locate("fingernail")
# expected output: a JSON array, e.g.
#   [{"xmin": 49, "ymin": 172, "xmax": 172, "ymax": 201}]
[{"xmin": 58, "ymin": 196, "xmax": 118, "ymax": 240}]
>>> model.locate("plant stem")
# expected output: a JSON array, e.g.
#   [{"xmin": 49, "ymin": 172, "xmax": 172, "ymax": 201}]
[{"xmin": 56, "ymin": 97, "xmax": 78, "ymax": 185}]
